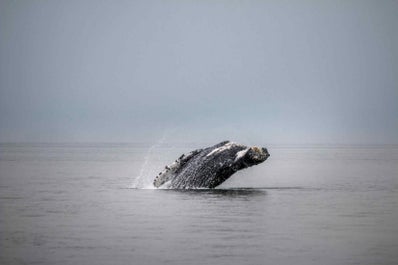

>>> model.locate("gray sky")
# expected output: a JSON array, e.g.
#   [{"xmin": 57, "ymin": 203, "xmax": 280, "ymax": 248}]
[{"xmin": 1, "ymin": 0, "xmax": 397, "ymax": 144}]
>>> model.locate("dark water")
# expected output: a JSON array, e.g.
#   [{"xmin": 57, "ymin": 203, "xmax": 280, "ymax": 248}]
[{"xmin": 0, "ymin": 143, "xmax": 397, "ymax": 265}]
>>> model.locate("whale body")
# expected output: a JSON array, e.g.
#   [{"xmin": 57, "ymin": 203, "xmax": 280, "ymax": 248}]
[{"xmin": 153, "ymin": 141, "xmax": 270, "ymax": 189}]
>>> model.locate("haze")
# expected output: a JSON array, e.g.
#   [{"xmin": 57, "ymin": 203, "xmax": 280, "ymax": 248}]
[{"xmin": 1, "ymin": 0, "xmax": 397, "ymax": 144}]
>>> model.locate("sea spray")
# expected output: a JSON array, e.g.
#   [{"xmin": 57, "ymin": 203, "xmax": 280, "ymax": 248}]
[{"xmin": 132, "ymin": 132, "xmax": 168, "ymax": 189}]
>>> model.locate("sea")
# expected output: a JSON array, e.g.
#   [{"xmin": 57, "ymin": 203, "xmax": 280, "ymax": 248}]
[{"xmin": 0, "ymin": 142, "xmax": 397, "ymax": 265}]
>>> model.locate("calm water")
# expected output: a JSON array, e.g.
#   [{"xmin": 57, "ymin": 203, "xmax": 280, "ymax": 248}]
[{"xmin": 0, "ymin": 143, "xmax": 397, "ymax": 265}]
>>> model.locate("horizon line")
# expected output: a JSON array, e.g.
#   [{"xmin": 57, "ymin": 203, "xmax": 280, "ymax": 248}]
[{"xmin": 1, "ymin": 141, "xmax": 397, "ymax": 147}]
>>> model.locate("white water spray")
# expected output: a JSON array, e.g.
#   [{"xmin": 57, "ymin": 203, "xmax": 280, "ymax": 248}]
[{"xmin": 131, "ymin": 132, "xmax": 168, "ymax": 189}]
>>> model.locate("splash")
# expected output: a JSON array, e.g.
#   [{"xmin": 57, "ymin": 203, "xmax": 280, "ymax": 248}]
[{"xmin": 131, "ymin": 132, "xmax": 168, "ymax": 189}]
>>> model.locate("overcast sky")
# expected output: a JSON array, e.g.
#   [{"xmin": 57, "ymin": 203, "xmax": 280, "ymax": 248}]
[{"xmin": 1, "ymin": 0, "xmax": 397, "ymax": 144}]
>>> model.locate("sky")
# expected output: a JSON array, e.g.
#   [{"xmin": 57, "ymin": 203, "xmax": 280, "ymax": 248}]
[{"xmin": 0, "ymin": 0, "xmax": 397, "ymax": 144}]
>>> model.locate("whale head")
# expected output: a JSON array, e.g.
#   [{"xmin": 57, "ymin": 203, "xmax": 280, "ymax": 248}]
[
  {"xmin": 232, "ymin": 145, "xmax": 270, "ymax": 170},
  {"xmin": 245, "ymin": 146, "xmax": 270, "ymax": 164}
]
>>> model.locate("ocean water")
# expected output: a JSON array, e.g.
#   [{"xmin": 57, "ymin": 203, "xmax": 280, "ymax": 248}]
[{"xmin": 0, "ymin": 143, "xmax": 397, "ymax": 265}]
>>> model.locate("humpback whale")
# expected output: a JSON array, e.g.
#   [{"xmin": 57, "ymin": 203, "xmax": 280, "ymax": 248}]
[{"xmin": 153, "ymin": 141, "xmax": 270, "ymax": 189}]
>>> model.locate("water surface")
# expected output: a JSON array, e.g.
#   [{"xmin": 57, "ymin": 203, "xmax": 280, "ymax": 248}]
[{"xmin": 0, "ymin": 143, "xmax": 397, "ymax": 265}]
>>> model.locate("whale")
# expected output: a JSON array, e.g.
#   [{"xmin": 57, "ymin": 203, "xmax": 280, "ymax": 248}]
[{"xmin": 153, "ymin": 141, "xmax": 270, "ymax": 189}]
